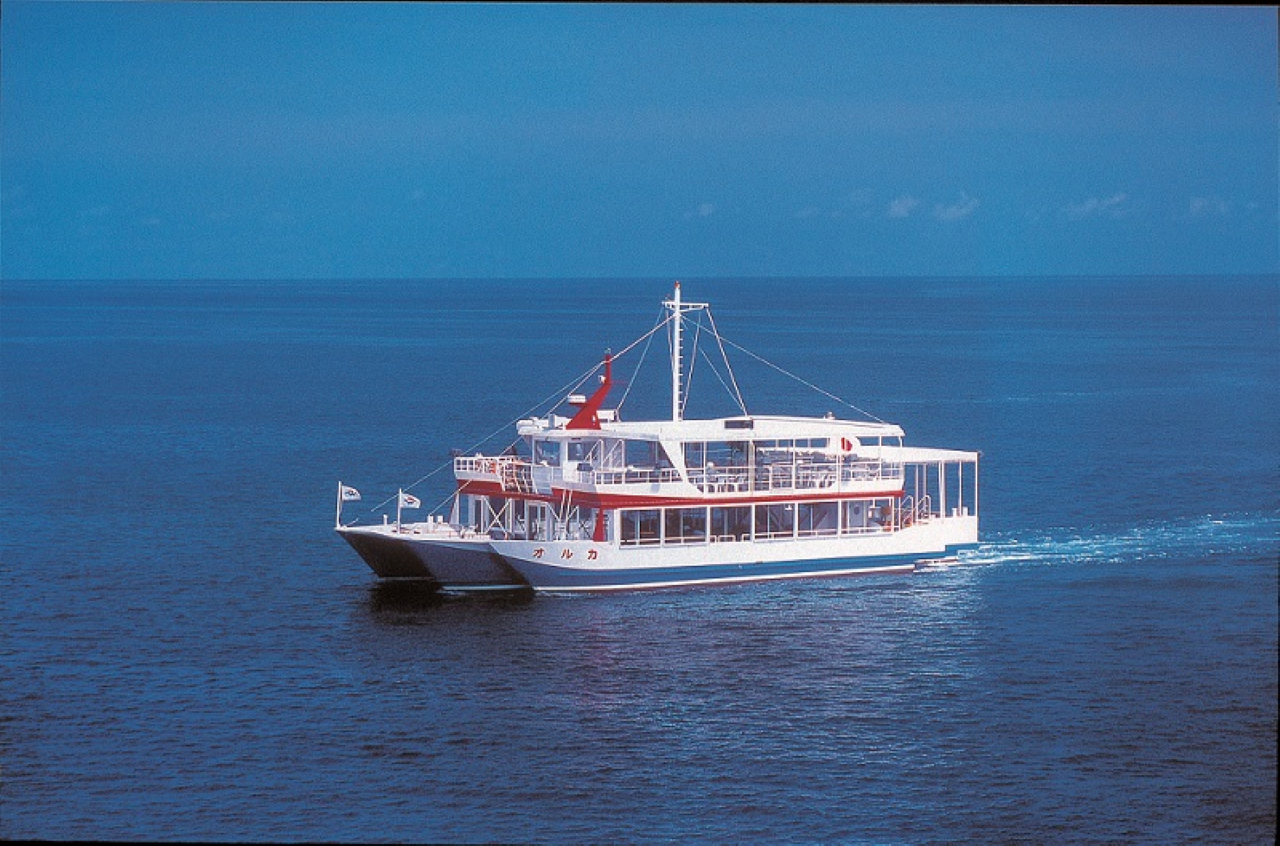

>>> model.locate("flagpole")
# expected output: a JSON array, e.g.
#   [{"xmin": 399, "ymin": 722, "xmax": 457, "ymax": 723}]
[
  {"xmin": 335, "ymin": 481, "xmax": 343, "ymax": 529},
  {"xmin": 396, "ymin": 489, "xmax": 403, "ymax": 532}
]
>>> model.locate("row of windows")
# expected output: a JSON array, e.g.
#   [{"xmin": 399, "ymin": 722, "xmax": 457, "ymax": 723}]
[
  {"xmin": 618, "ymin": 499, "xmax": 896, "ymax": 546},
  {"xmin": 534, "ymin": 438, "xmax": 671, "ymax": 469},
  {"xmin": 532, "ymin": 436, "xmax": 894, "ymax": 470}
]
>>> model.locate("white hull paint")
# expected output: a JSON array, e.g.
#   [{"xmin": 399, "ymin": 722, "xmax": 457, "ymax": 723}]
[{"xmin": 492, "ymin": 515, "xmax": 977, "ymax": 591}]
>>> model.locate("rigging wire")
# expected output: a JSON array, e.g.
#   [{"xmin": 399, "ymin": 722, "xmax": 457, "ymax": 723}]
[
  {"xmin": 705, "ymin": 309, "xmax": 749, "ymax": 417},
  {"xmin": 367, "ymin": 310, "xmax": 675, "ymax": 516},
  {"xmin": 680, "ymin": 312, "xmax": 705, "ymax": 419},
  {"xmin": 615, "ymin": 307, "xmax": 667, "ymax": 413},
  {"xmin": 363, "ymin": 294, "xmax": 885, "ymax": 517},
  {"xmin": 696, "ymin": 345, "xmax": 749, "ymax": 416},
  {"xmin": 366, "ymin": 358, "xmax": 602, "ymax": 514},
  {"xmin": 716, "ymin": 334, "xmax": 887, "ymax": 423}
]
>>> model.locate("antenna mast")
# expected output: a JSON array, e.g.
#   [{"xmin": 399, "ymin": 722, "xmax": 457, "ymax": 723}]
[{"xmin": 663, "ymin": 281, "xmax": 708, "ymax": 422}]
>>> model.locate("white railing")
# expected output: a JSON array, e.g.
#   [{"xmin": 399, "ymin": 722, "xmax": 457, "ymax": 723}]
[
  {"xmin": 688, "ymin": 458, "xmax": 899, "ymax": 495},
  {"xmin": 589, "ymin": 467, "xmax": 684, "ymax": 486},
  {"xmin": 457, "ymin": 453, "xmax": 905, "ymax": 499},
  {"xmin": 899, "ymin": 494, "xmax": 932, "ymax": 527}
]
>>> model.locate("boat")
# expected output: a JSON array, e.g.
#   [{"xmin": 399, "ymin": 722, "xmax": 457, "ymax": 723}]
[{"xmin": 335, "ymin": 283, "xmax": 979, "ymax": 592}]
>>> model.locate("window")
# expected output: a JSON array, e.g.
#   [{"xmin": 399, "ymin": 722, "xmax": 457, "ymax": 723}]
[
  {"xmin": 620, "ymin": 509, "xmax": 661, "ymax": 545},
  {"xmin": 567, "ymin": 506, "xmax": 598, "ymax": 541},
  {"xmin": 843, "ymin": 500, "xmax": 871, "ymax": 532},
  {"xmin": 567, "ymin": 439, "xmax": 601, "ymax": 464},
  {"xmin": 625, "ymin": 439, "xmax": 657, "ymax": 467},
  {"xmin": 710, "ymin": 506, "xmax": 751, "ymax": 542},
  {"xmin": 797, "ymin": 501, "xmax": 838, "ymax": 536},
  {"xmin": 755, "ymin": 503, "xmax": 794, "ymax": 539},
  {"xmin": 534, "ymin": 439, "xmax": 561, "ymax": 467},
  {"xmin": 664, "ymin": 507, "xmax": 707, "ymax": 544},
  {"xmin": 527, "ymin": 503, "xmax": 548, "ymax": 540}
]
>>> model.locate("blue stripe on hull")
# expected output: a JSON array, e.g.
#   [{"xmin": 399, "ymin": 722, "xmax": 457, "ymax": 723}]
[{"xmin": 502, "ymin": 550, "xmax": 956, "ymax": 592}]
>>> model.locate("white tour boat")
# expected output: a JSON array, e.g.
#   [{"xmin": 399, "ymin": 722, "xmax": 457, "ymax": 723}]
[{"xmin": 336, "ymin": 283, "xmax": 979, "ymax": 592}]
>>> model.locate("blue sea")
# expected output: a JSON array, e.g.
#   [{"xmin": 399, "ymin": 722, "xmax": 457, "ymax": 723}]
[{"xmin": 2, "ymin": 276, "xmax": 1276, "ymax": 843}]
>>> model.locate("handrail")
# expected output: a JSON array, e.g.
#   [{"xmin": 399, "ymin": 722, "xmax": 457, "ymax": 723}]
[
  {"xmin": 457, "ymin": 452, "xmax": 911, "ymax": 498},
  {"xmin": 899, "ymin": 494, "xmax": 932, "ymax": 528}
]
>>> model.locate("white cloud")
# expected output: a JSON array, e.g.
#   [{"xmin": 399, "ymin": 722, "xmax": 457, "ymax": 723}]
[
  {"xmin": 887, "ymin": 195, "xmax": 919, "ymax": 218},
  {"xmin": 1065, "ymin": 192, "xmax": 1129, "ymax": 220},
  {"xmin": 933, "ymin": 193, "xmax": 979, "ymax": 222},
  {"xmin": 684, "ymin": 202, "xmax": 717, "ymax": 220}
]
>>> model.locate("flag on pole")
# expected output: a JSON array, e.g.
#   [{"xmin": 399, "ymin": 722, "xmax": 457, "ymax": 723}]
[
  {"xmin": 399, "ymin": 491, "xmax": 421, "ymax": 509},
  {"xmin": 340, "ymin": 485, "xmax": 361, "ymax": 501}
]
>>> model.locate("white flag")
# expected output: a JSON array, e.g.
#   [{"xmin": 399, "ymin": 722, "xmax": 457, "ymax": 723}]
[
  {"xmin": 340, "ymin": 485, "xmax": 361, "ymax": 501},
  {"xmin": 399, "ymin": 491, "xmax": 421, "ymax": 509}
]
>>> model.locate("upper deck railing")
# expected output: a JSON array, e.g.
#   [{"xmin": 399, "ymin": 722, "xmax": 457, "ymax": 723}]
[
  {"xmin": 455, "ymin": 453, "xmax": 904, "ymax": 496},
  {"xmin": 687, "ymin": 457, "xmax": 901, "ymax": 494}
]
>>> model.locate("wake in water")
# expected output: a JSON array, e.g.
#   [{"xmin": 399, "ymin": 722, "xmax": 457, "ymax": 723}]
[{"xmin": 945, "ymin": 512, "xmax": 1279, "ymax": 570}]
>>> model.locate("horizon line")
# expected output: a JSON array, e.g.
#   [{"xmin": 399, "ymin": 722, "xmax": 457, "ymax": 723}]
[{"xmin": 3, "ymin": 272, "xmax": 1277, "ymax": 285}]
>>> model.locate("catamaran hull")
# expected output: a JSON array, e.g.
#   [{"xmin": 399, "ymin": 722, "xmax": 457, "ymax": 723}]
[
  {"xmin": 341, "ymin": 516, "xmax": 975, "ymax": 592},
  {"xmin": 336, "ymin": 526, "xmax": 528, "ymax": 589}
]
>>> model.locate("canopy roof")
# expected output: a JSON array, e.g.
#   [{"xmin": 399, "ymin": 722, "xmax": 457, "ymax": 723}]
[{"xmin": 518, "ymin": 413, "xmax": 905, "ymax": 443}]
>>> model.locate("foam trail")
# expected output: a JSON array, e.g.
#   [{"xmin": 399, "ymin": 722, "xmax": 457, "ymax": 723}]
[{"xmin": 951, "ymin": 513, "xmax": 1279, "ymax": 569}]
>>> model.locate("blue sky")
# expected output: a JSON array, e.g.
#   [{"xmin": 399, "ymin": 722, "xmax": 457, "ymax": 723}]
[{"xmin": 2, "ymin": 2, "xmax": 1276, "ymax": 280}]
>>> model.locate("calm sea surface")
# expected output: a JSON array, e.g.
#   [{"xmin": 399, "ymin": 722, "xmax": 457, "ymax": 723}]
[{"xmin": 1, "ymin": 276, "xmax": 1276, "ymax": 843}]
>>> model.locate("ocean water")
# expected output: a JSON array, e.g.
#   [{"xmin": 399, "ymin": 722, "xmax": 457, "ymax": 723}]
[{"xmin": 1, "ymin": 276, "xmax": 1276, "ymax": 843}]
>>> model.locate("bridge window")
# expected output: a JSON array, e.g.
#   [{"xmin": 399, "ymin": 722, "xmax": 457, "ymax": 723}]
[
  {"xmin": 567, "ymin": 439, "xmax": 602, "ymax": 464},
  {"xmin": 534, "ymin": 439, "xmax": 561, "ymax": 467}
]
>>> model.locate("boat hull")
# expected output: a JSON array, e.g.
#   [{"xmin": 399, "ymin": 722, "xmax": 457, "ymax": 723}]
[
  {"xmin": 492, "ymin": 551, "xmax": 920, "ymax": 591},
  {"xmin": 491, "ymin": 515, "xmax": 978, "ymax": 592},
  {"xmin": 336, "ymin": 525, "xmax": 528, "ymax": 590},
  {"xmin": 339, "ymin": 510, "xmax": 977, "ymax": 594}
]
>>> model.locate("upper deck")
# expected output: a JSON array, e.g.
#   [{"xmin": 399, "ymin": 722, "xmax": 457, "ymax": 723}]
[{"xmin": 455, "ymin": 412, "xmax": 974, "ymax": 502}]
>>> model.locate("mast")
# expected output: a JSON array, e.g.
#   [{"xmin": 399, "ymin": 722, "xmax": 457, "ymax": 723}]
[
  {"xmin": 671, "ymin": 281, "xmax": 682, "ymax": 421},
  {"xmin": 663, "ymin": 281, "xmax": 709, "ymax": 422}
]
